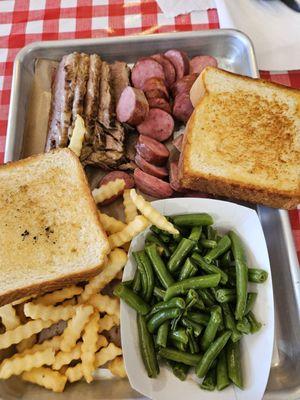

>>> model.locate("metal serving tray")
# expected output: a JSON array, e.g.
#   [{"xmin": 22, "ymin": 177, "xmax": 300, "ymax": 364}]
[{"xmin": 4, "ymin": 30, "xmax": 300, "ymax": 400}]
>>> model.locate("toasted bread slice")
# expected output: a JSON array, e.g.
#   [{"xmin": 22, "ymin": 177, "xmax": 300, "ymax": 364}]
[
  {"xmin": 0, "ymin": 149, "xmax": 110, "ymax": 306},
  {"xmin": 180, "ymin": 67, "xmax": 300, "ymax": 209}
]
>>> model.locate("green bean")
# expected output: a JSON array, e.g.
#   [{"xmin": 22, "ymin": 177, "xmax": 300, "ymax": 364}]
[
  {"xmin": 196, "ymin": 331, "xmax": 231, "ymax": 378},
  {"xmin": 187, "ymin": 311, "xmax": 210, "ymax": 325},
  {"xmin": 158, "ymin": 348, "xmax": 202, "ymax": 367},
  {"xmin": 132, "ymin": 269, "xmax": 141, "ymax": 293},
  {"xmin": 172, "ymin": 213, "xmax": 213, "ymax": 227},
  {"xmin": 221, "ymin": 303, "xmax": 242, "ymax": 342},
  {"xmin": 147, "ymin": 308, "xmax": 181, "ymax": 333},
  {"xmin": 204, "ymin": 235, "xmax": 231, "ymax": 264},
  {"xmin": 247, "ymin": 311, "xmax": 262, "ymax": 333},
  {"xmin": 156, "ymin": 321, "xmax": 169, "ymax": 348},
  {"xmin": 198, "ymin": 289, "xmax": 215, "ymax": 307},
  {"xmin": 133, "ymin": 252, "xmax": 147, "ymax": 298},
  {"xmin": 146, "ymin": 233, "xmax": 171, "ymax": 258},
  {"xmin": 168, "ymin": 238, "xmax": 195, "ymax": 273},
  {"xmin": 179, "ymin": 258, "xmax": 198, "ymax": 281},
  {"xmin": 150, "ymin": 226, "xmax": 171, "ymax": 243},
  {"xmin": 146, "ymin": 244, "xmax": 174, "ymax": 289},
  {"xmin": 149, "ymin": 297, "xmax": 185, "ymax": 316},
  {"xmin": 201, "ymin": 306, "xmax": 222, "ymax": 351},
  {"xmin": 236, "ymin": 317, "xmax": 251, "ymax": 334},
  {"xmin": 169, "ymin": 328, "xmax": 189, "ymax": 345},
  {"xmin": 206, "ymin": 225, "xmax": 217, "ymax": 240},
  {"xmin": 220, "ymin": 251, "xmax": 231, "ymax": 267},
  {"xmin": 227, "ymin": 340, "xmax": 243, "ymax": 389},
  {"xmin": 200, "ymin": 367, "xmax": 216, "ymax": 391},
  {"xmin": 216, "ymin": 350, "xmax": 230, "ymax": 390},
  {"xmin": 137, "ymin": 314, "xmax": 159, "ymax": 378},
  {"xmin": 164, "ymin": 274, "xmax": 221, "ymax": 301},
  {"xmin": 244, "ymin": 292, "xmax": 257, "ymax": 315},
  {"xmin": 134, "ymin": 250, "xmax": 154, "ymax": 302},
  {"xmin": 188, "ymin": 226, "xmax": 202, "ymax": 242},
  {"xmin": 170, "ymin": 338, "xmax": 187, "ymax": 351},
  {"xmin": 122, "ymin": 279, "xmax": 134, "ymax": 287},
  {"xmin": 185, "ymin": 289, "xmax": 205, "ymax": 311},
  {"xmin": 248, "ymin": 268, "xmax": 268, "ymax": 283},
  {"xmin": 181, "ymin": 317, "xmax": 203, "ymax": 337},
  {"xmin": 114, "ymin": 284, "xmax": 150, "ymax": 315},
  {"xmin": 229, "ymin": 231, "xmax": 248, "ymax": 320},
  {"xmin": 153, "ymin": 286, "xmax": 166, "ymax": 299},
  {"xmin": 200, "ymin": 239, "xmax": 217, "ymax": 249},
  {"xmin": 169, "ymin": 361, "xmax": 190, "ymax": 381},
  {"xmin": 186, "ymin": 327, "xmax": 199, "ymax": 354},
  {"xmin": 192, "ymin": 253, "xmax": 228, "ymax": 285},
  {"xmin": 215, "ymin": 288, "xmax": 236, "ymax": 303},
  {"xmin": 169, "ymin": 242, "xmax": 178, "ymax": 253}
]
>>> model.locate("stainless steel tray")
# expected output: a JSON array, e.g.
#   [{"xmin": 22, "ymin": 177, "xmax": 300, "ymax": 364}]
[{"xmin": 4, "ymin": 30, "xmax": 300, "ymax": 400}]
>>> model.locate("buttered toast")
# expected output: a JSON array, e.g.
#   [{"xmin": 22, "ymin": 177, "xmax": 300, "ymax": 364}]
[
  {"xmin": 180, "ymin": 67, "xmax": 300, "ymax": 209},
  {"xmin": 0, "ymin": 149, "xmax": 109, "ymax": 305}
]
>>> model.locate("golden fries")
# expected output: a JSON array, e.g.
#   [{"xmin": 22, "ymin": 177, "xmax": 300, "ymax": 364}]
[
  {"xmin": 92, "ymin": 179, "xmax": 125, "ymax": 204},
  {"xmin": 35, "ymin": 286, "xmax": 82, "ymax": 306},
  {"xmin": 88, "ymin": 293, "xmax": 119, "ymax": 317},
  {"xmin": 22, "ymin": 367, "xmax": 67, "ymax": 393},
  {"xmin": 0, "ymin": 348, "xmax": 55, "ymax": 379},
  {"xmin": 99, "ymin": 314, "xmax": 119, "ymax": 333},
  {"xmin": 108, "ymin": 356, "xmax": 127, "ymax": 378},
  {"xmin": 24, "ymin": 302, "xmax": 75, "ymax": 322},
  {"xmin": 65, "ymin": 363, "xmax": 83, "ymax": 383},
  {"xmin": 79, "ymin": 248, "xmax": 127, "ymax": 303},
  {"xmin": 52, "ymin": 343, "xmax": 81, "ymax": 370},
  {"xmin": 81, "ymin": 312, "xmax": 100, "ymax": 383},
  {"xmin": 98, "ymin": 212, "xmax": 126, "ymax": 234},
  {"xmin": 123, "ymin": 189, "xmax": 138, "ymax": 223},
  {"xmin": 22, "ymin": 335, "xmax": 63, "ymax": 355},
  {"xmin": 108, "ymin": 215, "xmax": 150, "ymax": 249},
  {"xmin": 68, "ymin": 114, "xmax": 86, "ymax": 157},
  {"xmin": 0, "ymin": 304, "xmax": 21, "ymax": 330},
  {"xmin": 0, "ymin": 319, "xmax": 53, "ymax": 349},
  {"xmin": 130, "ymin": 189, "xmax": 179, "ymax": 234},
  {"xmin": 60, "ymin": 305, "xmax": 93, "ymax": 352},
  {"xmin": 96, "ymin": 334, "xmax": 108, "ymax": 349},
  {"xmin": 16, "ymin": 335, "xmax": 37, "ymax": 353},
  {"xmin": 95, "ymin": 343, "xmax": 122, "ymax": 368}
]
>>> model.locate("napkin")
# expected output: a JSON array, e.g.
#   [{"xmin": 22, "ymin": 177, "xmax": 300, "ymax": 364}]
[
  {"xmin": 215, "ymin": 0, "xmax": 300, "ymax": 71},
  {"xmin": 156, "ymin": 0, "xmax": 215, "ymax": 18}
]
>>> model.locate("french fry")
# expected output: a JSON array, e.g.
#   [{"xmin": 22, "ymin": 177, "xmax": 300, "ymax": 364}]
[
  {"xmin": 22, "ymin": 367, "xmax": 67, "ymax": 393},
  {"xmin": 65, "ymin": 363, "xmax": 83, "ymax": 383},
  {"xmin": 81, "ymin": 312, "xmax": 100, "ymax": 383},
  {"xmin": 16, "ymin": 334, "xmax": 37, "ymax": 353},
  {"xmin": 108, "ymin": 215, "xmax": 150, "ymax": 249},
  {"xmin": 52, "ymin": 343, "xmax": 81, "ymax": 370},
  {"xmin": 22, "ymin": 334, "xmax": 63, "ymax": 355},
  {"xmin": 92, "ymin": 179, "xmax": 125, "ymax": 204},
  {"xmin": 0, "ymin": 319, "xmax": 53, "ymax": 349},
  {"xmin": 108, "ymin": 356, "xmax": 127, "ymax": 378},
  {"xmin": 98, "ymin": 212, "xmax": 126, "ymax": 234},
  {"xmin": 12, "ymin": 296, "xmax": 34, "ymax": 306},
  {"xmin": 68, "ymin": 114, "xmax": 86, "ymax": 157},
  {"xmin": 123, "ymin": 189, "xmax": 138, "ymax": 223},
  {"xmin": 97, "ymin": 334, "xmax": 108, "ymax": 349},
  {"xmin": 95, "ymin": 343, "xmax": 122, "ymax": 368},
  {"xmin": 88, "ymin": 293, "xmax": 120, "ymax": 317},
  {"xmin": 0, "ymin": 348, "xmax": 55, "ymax": 379},
  {"xmin": 24, "ymin": 302, "xmax": 75, "ymax": 322},
  {"xmin": 130, "ymin": 189, "xmax": 179, "ymax": 234},
  {"xmin": 60, "ymin": 305, "xmax": 93, "ymax": 352},
  {"xmin": 79, "ymin": 248, "xmax": 127, "ymax": 303},
  {"xmin": 35, "ymin": 286, "xmax": 82, "ymax": 306},
  {"xmin": 99, "ymin": 314, "xmax": 119, "ymax": 333},
  {"xmin": 0, "ymin": 304, "xmax": 21, "ymax": 330}
]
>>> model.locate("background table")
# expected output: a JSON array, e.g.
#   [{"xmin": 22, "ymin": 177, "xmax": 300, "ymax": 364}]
[{"xmin": 0, "ymin": 0, "xmax": 299, "ymax": 262}]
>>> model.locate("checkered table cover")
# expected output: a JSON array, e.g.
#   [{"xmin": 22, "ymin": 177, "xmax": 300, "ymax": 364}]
[{"xmin": 0, "ymin": 0, "xmax": 299, "ymax": 262}]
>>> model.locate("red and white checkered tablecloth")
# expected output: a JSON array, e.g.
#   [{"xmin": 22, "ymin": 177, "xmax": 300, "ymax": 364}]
[{"xmin": 0, "ymin": 0, "xmax": 299, "ymax": 262}]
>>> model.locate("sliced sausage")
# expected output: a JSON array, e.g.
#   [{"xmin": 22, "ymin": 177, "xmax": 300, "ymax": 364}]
[
  {"xmin": 145, "ymin": 89, "xmax": 169, "ymax": 102},
  {"xmin": 136, "ymin": 135, "xmax": 170, "ymax": 166},
  {"xmin": 151, "ymin": 54, "xmax": 176, "ymax": 87},
  {"xmin": 171, "ymin": 74, "xmax": 198, "ymax": 98},
  {"xmin": 189, "ymin": 55, "xmax": 218, "ymax": 75},
  {"xmin": 116, "ymin": 86, "xmax": 149, "ymax": 126},
  {"xmin": 134, "ymin": 168, "xmax": 173, "ymax": 198},
  {"xmin": 137, "ymin": 108, "xmax": 174, "ymax": 142},
  {"xmin": 173, "ymin": 92, "xmax": 194, "ymax": 123},
  {"xmin": 172, "ymin": 134, "xmax": 183, "ymax": 152},
  {"xmin": 143, "ymin": 78, "xmax": 169, "ymax": 100},
  {"xmin": 131, "ymin": 58, "xmax": 165, "ymax": 90},
  {"xmin": 99, "ymin": 171, "xmax": 134, "ymax": 205},
  {"xmin": 164, "ymin": 49, "xmax": 189, "ymax": 80},
  {"xmin": 169, "ymin": 161, "xmax": 187, "ymax": 192},
  {"xmin": 147, "ymin": 97, "xmax": 171, "ymax": 114},
  {"xmin": 135, "ymin": 154, "xmax": 168, "ymax": 179}
]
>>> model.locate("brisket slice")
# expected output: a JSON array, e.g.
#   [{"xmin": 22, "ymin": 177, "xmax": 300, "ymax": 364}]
[
  {"xmin": 97, "ymin": 61, "xmax": 113, "ymax": 129},
  {"xmin": 45, "ymin": 52, "xmax": 80, "ymax": 151},
  {"xmin": 110, "ymin": 61, "xmax": 130, "ymax": 106},
  {"xmin": 84, "ymin": 54, "xmax": 102, "ymax": 134}
]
